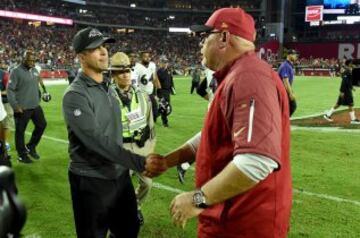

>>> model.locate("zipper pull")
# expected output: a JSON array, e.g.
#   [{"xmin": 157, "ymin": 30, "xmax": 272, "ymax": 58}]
[{"xmin": 247, "ymin": 97, "xmax": 255, "ymax": 143}]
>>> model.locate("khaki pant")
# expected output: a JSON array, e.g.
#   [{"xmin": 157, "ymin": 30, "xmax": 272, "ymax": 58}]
[{"xmin": 123, "ymin": 138, "xmax": 156, "ymax": 207}]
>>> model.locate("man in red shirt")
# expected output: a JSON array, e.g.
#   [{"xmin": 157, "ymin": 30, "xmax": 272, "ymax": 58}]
[{"xmin": 164, "ymin": 7, "xmax": 292, "ymax": 238}]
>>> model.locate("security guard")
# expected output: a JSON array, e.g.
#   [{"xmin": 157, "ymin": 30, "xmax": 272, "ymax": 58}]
[
  {"xmin": 62, "ymin": 28, "xmax": 166, "ymax": 238},
  {"xmin": 109, "ymin": 52, "xmax": 156, "ymax": 225}
]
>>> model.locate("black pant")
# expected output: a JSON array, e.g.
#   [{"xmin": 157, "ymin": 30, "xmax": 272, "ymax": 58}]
[
  {"xmin": 69, "ymin": 171, "xmax": 140, "ymax": 238},
  {"xmin": 14, "ymin": 106, "xmax": 47, "ymax": 156},
  {"xmin": 159, "ymin": 89, "xmax": 171, "ymax": 125},
  {"xmin": 190, "ymin": 82, "xmax": 199, "ymax": 94},
  {"xmin": 149, "ymin": 94, "xmax": 158, "ymax": 122}
]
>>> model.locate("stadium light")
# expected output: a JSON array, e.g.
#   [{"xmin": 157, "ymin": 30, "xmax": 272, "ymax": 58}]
[
  {"xmin": 0, "ymin": 10, "xmax": 73, "ymax": 25},
  {"xmin": 130, "ymin": 3, "xmax": 136, "ymax": 8},
  {"xmin": 62, "ymin": 0, "xmax": 86, "ymax": 4},
  {"xmin": 169, "ymin": 27, "xmax": 191, "ymax": 33}
]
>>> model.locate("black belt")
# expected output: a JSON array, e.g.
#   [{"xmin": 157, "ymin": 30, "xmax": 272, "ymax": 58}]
[{"xmin": 123, "ymin": 137, "xmax": 134, "ymax": 143}]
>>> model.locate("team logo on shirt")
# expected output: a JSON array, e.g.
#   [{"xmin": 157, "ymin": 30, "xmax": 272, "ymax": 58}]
[
  {"xmin": 233, "ymin": 127, "xmax": 246, "ymax": 138},
  {"xmin": 74, "ymin": 109, "xmax": 82, "ymax": 117}
]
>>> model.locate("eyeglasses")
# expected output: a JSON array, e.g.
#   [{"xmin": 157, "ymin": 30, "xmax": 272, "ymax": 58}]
[
  {"xmin": 112, "ymin": 69, "xmax": 131, "ymax": 74},
  {"xmin": 199, "ymin": 31, "xmax": 222, "ymax": 44}
]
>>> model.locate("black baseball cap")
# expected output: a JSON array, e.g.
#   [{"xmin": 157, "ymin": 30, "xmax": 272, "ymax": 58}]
[
  {"xmin": 72, "ymin": 27, "xmax": 115, "ymax": 54},
  {"xmin": 288, "ymin": 49, "xmax": 299, "ymax": 55}
]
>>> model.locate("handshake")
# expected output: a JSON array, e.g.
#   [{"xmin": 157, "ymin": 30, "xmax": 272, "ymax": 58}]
[{"xmin": 143, "ymin": 153, "xmax": 168, "ymax": 178}]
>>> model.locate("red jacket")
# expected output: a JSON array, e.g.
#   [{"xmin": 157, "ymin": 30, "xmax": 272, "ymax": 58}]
[{"xmin": 196, "ymin": 52, "xmax": 292, "ymax": 238}]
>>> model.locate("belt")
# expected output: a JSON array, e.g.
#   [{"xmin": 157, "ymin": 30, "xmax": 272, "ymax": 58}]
[{"xmin": 123, "ymin": 137, "xmax": 134, "ymax": 143}]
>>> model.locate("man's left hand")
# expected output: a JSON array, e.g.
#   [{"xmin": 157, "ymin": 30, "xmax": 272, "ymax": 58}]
[{"xmin": 170, "ymin": 191, "xmax": 204, "ymax": 228}]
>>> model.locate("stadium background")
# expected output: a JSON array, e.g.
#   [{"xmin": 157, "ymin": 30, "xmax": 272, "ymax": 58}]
[{"xmin": 0, "ymin": 0, "xmax": 360, "ymax": 237}]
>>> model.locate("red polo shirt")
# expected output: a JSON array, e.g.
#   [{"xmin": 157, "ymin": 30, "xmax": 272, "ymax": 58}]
[{"xmin": 196, "ymin": 52, "xmax": 292, "ymax": 238}]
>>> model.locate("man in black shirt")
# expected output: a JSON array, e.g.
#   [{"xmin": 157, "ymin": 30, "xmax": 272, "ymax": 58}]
[
  {"xmin": 63, "ymin": 28, "xmax": 167, "ymax": 238},
  {"xmin": 191, "ymin": 67, "xmax": 201, "ymax": 94},
  {"xmin": 324, "ymin": 59, "xmax": 360, "ymax": 124},
  {"xmin": 7, "ymin": 50, "xmax": 48, "ymax": 163},
  {"xmin": 156, "ymin": 56, "xmax": 174, "ymax": 127}
]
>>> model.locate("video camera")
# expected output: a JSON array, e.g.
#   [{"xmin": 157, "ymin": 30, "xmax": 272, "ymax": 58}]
[{"xmin": 0, "ymin": 166, "xmax": 26, "ymax": 237}]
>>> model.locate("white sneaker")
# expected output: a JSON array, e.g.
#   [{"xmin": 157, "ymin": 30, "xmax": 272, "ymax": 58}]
[
  {"xmin": 323, "ymin": 114, "xmax": 333, "ymax": 122},
  {"xmin": 350, "ymin": 119, "xmax": 360, "ymax": 125}
]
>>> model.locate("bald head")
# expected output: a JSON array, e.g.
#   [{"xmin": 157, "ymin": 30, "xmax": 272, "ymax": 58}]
[{"xmin": 23, "ymin": 50, "xmax": 35, "ymax": 68}]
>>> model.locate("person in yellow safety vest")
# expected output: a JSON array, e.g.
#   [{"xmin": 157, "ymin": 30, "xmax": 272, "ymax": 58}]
[{"xmin": 109, "ymin": 52, "xmax": 156, "ymax": 226}]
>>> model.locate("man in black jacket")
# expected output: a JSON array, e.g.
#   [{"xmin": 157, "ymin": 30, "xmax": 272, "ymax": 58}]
[
  {"xmin": 7, "ymin": 50, "xmax": 47, "ymax": 163},
  {"xmin": 156, "ymin": 56, "xmax": 174, "ymax": 127},
  {"xmin": 63, "ymin": 27, "xmax": 167, "ymax": 238}
]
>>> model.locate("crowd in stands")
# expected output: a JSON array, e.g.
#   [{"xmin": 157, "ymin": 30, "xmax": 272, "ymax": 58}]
[
  {"xmin": 0, "ymin": 0, "xmax": 353, "ymax": 75},
  {"xmin": 1, "ymin": 0, "xmax": 261, "ymax": 29},
  {"xmin": 87, "ymin": 0, "xmax": 262, "ymax": 10},
  {"xmin": 0, "ymin": 21, "xmax": 201, "ymax": 71},
  {"xmin": 1, "ymin": 19, "xmax": 351, "ymax": 76},
  {"xmin": 0, "ymin": 22, "xmax": 76, "ymax": 69}
]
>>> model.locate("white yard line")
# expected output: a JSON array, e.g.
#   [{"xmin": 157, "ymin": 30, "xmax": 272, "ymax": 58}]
[
  {"xmin": 25, "ymin": 132, "xmax": 360, "ymax": 207},
  {"xmin": 152, "ymin": 182, "xmax": 185, "ymax": 194},
  {"xmin": 44, "ymin": 79, "xmax": 68, "ymax": 85},
  {"xmin": 293, "ymin": 189, "xmax": 360, "ymax": 206},
  {"xmin": 291, "ymin": 126, "xmax": 360, "ymax": 133},
  {"xmin": 291, "ymin": 108, "xmax": 360, "ymax": 121}
]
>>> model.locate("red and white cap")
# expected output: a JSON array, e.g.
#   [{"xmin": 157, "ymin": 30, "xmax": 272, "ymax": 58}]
[{"xmin": 190, "ymin": 8, "xmax": 256, "ymax": 42}]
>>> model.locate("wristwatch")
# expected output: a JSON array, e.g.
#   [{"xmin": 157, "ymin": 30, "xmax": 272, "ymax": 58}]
[{"xmin": 193, "ymin": 189, "xmax": 209, "ymax": 208}]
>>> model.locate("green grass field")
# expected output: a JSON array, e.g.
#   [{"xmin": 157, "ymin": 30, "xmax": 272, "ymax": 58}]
[{"xmin": 9, "ymin": 76, "xmax": 360, "ymax": 237}]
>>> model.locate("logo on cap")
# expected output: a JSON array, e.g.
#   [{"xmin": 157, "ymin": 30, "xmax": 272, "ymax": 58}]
[{"xmin": 88, "ymin": 29, "xmax": 103, "ymax": 38}]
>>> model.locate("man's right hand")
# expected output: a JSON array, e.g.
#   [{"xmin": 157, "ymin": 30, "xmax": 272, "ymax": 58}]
[
  {"xmin": 15, "ymin": 106, "xmax": 24, "ymax": 113},
  {"xmin": 143, "ymin": 153, "xmax": 167, "ymax": 178}
]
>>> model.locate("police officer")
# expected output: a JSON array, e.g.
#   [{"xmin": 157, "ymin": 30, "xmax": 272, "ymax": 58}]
[
  {"xmin": 109, "ymin": 51, "xmax": 156, "ymax": 225},
  {"xmin": 156, "ymin": 56, "xmax": 173, "ymax": 127},
  {"xmin": 7, "ymin": 50, "xmax": 47, "ymax": 163},
  {"xmin": 62, "ymin": 28, "xmax": 166, "ymax": 238}
]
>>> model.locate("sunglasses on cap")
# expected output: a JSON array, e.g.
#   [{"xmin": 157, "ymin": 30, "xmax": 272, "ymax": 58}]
[
  {"xmin": 112, "ymin": 69, "xmax": 131, "ymax": 74},
  {"xmin": 198, "ymin": 31, "xmax": 222, "ymax": 43}
]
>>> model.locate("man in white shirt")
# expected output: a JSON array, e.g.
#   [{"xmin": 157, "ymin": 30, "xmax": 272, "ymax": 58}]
[
  {"xmin": 133, "ymin": 51, "xmax": 161, "ymax": 121},
  {"xmin": 128, "ymin": 52, "xmax": 139, "ymax": 87}
]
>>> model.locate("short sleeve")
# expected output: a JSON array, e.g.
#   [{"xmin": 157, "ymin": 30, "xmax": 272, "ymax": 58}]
[
  {"xmin": 278, "ymin": 65, "xmax": 289, "ymax": 80},
  {"xmin": 226, "ymin": 72, "xmax": 283, "ymax": 165}
]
